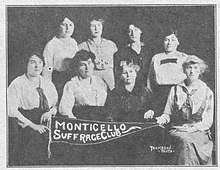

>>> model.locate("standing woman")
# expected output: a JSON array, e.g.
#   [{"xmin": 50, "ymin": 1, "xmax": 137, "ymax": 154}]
[
  {"xmin": 114, "ymin": 23, "xmax": 153, "ymax": 86},
  {"xmin": 156, "ymin": 55, "xmax": 214, "ymax": 165},
  {"xmin": 42, "ymin": 16, "xmax": 78, "ymax": 100},
  {"xmin": 146, "ymin": 28, "xmax": 188, "ymax": 118},
  {"xmin": 8, "ymin": 50, "xmax": 58, "ymax": 165},
  {"xmin": 78, "ymin": 18, "xmax": 118, "ymax": 90}
]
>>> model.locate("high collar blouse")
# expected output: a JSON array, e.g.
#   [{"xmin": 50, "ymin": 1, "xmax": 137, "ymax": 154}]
[
  {"xmin": 7, "ymin": 74, "xmax": 58, "ymax": 127},
  {"xmin": 164, "ymin": 80, "xmax": 214, "ymax": 131},
  {"xmin": 43, "ymin": 36, "xmax": 79, "ymax": 72},
  {"xmin": 59, "ymin": 75, "xmax": 108, "ymax": 118}
]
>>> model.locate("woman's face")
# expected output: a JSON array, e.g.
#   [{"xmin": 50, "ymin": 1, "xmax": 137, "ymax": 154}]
[
  {"xmin": 184, "ymin": 63, "xmax": 201, "ymax": 82},
  {"xmin": 78, "ymin": 58, "xmax": 94, "ymax": 79},
  {"xmin": 128, "ymin": 24, "xmax": 142, "ymax": 43},
  {"xmin": 59, "ymin": 17, "xmax": 74, "ymax": 38},
  {"xmin": 27, "ymin": 55, "xmax": 44, "ymax": 77},
  {"xmin": 121, "ymin": 66, "xmax": 137, "ymax": 84},
  {"xmin": 164, "ymin": 34, "xmax": 179, "ymax": 52},
  {"xmin": 90, "ymin": 20, "xmax": 103, "ymax": 38}
]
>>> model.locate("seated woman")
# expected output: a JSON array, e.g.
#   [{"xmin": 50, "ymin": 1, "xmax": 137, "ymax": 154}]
[
  {"xmin": 156, "ymin": 55, "xmax": 214, "ymax": 165},
  {"xmin": 106, "ymin": 60, "xmax": 154, "ymax": 122},
  {"xmin": 57, "ymin": 50, "xmax": 108, "ymax": 164},
  {"xmin": 59, "ymin": 50, "xmax": 108, "ymax": 121},
  {"xmin": 8, "ymin": 50, "xmax": 58, "ymax": 165},
  {"xmin": 42, "ymin": 16, "xmax": 79, "ymax": 100},
  {"xmin": 105, "ymin": 60, "xmax": 157, "ymax": 164}
]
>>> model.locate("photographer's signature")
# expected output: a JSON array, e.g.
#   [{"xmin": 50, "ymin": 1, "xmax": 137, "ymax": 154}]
[{"xmin": 149, "ymin": 145, "xmax": 175, "ymax": 153}]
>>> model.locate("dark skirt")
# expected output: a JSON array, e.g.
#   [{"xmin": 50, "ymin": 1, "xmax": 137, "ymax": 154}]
[
  {"xmin": 8, "ymin": 108, "xmax": 49, "ymax": 166},
  {"xmin": 72, "ymin": 106, "xmax": 108, "ymax": 121}
]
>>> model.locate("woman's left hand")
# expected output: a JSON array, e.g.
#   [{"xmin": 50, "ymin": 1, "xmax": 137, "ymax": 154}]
[{"xmin": 41, "ymin": 110, "xmax": 53, "ymax": 123}]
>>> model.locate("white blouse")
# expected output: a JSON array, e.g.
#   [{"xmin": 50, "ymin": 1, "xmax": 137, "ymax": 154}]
[
  {"xmin": 8, "ymin": 74, "xmax": 58, "ymax": 128},
  {"xmin": 163, "ymin": 80, "xmax": 214, "ymax": 131},
  {"xmin": 43, "ymin": 36, "xmax": 79, "ymax": 73},
  {"xmin": 59, "ymin": 75, "xmax": 108, "ymax": 118},
  {"xmin": 147, "ymin": 51, "xmax": 188, "ymax": 92}
]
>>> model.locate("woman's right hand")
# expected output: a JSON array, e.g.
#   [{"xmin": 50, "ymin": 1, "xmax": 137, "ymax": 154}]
[
  {"xmin": 155, "ymin": 116, "xmax": 167, "ymax": 125},
  {"xmin": 30, "ymin": 124, "xmax": 50, "ymax": 134},
  {"xmin": 144, "ymin": 110, "xmax": 154, "ymax": 119}
]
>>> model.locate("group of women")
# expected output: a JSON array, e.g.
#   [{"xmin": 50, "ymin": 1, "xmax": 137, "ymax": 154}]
[{"xmin": 8, "ymin": 16, "xmax": 214, "ymax": 166}]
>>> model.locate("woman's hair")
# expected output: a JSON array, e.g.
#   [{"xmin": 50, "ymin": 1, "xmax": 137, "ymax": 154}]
[
  {"xmin": 162, "ymin": 27, "xmax": 178, "ymax": 39},
  {"xmin": 24, "ymin": 49, "xmax": 45, "ymax": 67},
  {"xmin": 89, "ymin": 17, "xmax": 104, "ymax": 24},
  {"xmin": 127, "ymin": 21, "xmax": 143, "ymax": 32},
  {"xmin": 182, "ymin": 55, "xmax": 208, "ymax": 75},
  {"xmin": 118, "ymin": 60, "xmax": 140, "ymax": 75},
  {"xmin": 52, "ymin": 16, "xmax": 74, "ymax": 34},
  {"xmin": 72, "ymin": 50, "xmax": 96, "ymax": 67}
]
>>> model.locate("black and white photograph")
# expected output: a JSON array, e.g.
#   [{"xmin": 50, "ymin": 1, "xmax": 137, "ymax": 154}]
[{"xmin": 4, "ymin": 1, "xmax": 218, "ymax": 168}]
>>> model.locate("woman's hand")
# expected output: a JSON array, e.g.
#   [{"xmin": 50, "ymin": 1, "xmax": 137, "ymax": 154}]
[
  {"xmin": 40, "ymin": 107, "xmax": 57, "ymax": 123},
  {"xmin": 144, "ymin": 110, "xmax": 154, "ymax": 119},
  {"xmin": 69, "ymin": 114, "xmax": 77, "ymax": 119},
  {"xmin": 155, "ymin": 116, "xmax": 167, "ymax": 125},
  {"xmin": 30, "ymin": 124, "xmax": 50, "ymax": 134},
  {"xmin": 41, "ymin": 111, "xmax": 53, "ymax": 123},
  {"xmin": 155, "ymin": 114, "xmax": 170, "ymax": 125}
]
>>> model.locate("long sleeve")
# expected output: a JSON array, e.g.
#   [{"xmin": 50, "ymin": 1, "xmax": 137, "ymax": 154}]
[
  {"xmin": 104, "ymin": 91, "xmax": 118, "ymax": 121},
  {"xmin": 193, "ymin": 89, "xmax": 214, "ymax": 131},
  {"xmin": 161, "ymin": 87, "xmax": 176, "ymax": 123},
  {"xmin": 42, "ymin": 41, "xmax": 54, "ymax": 81},
  {"xmin": 59, "ymin": 81, "xmax": 76, "ymax": 118},
  {"xmin": 147, "ymin": 56, "xmax": 157, "ymax": 93},
  {"xmin": 46, "ymin": 80, "xmax": 59, "ymax": 116},
  {"xmin": 8, "ymin": 81, "xmax": 33, "ymax": 128},
  {"xmin": 111, "ymin": 41, "xmax": 118, "ymax": 54},
  {"xmin": 140, "ymin": 87, "xmax": 154, "ymax": 112}
]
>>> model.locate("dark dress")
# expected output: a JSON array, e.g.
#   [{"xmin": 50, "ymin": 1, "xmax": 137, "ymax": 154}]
[
  {"xmin": 114, "ymin": 43, "xmax": 154, "ymax": 86},
  {"xmin": 106, "ymin": 82, "xmax": 153, "ymax": 122},
  {"xmin": 105, "ymin": 82, "xmax": 159, "ymax": 164}
]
